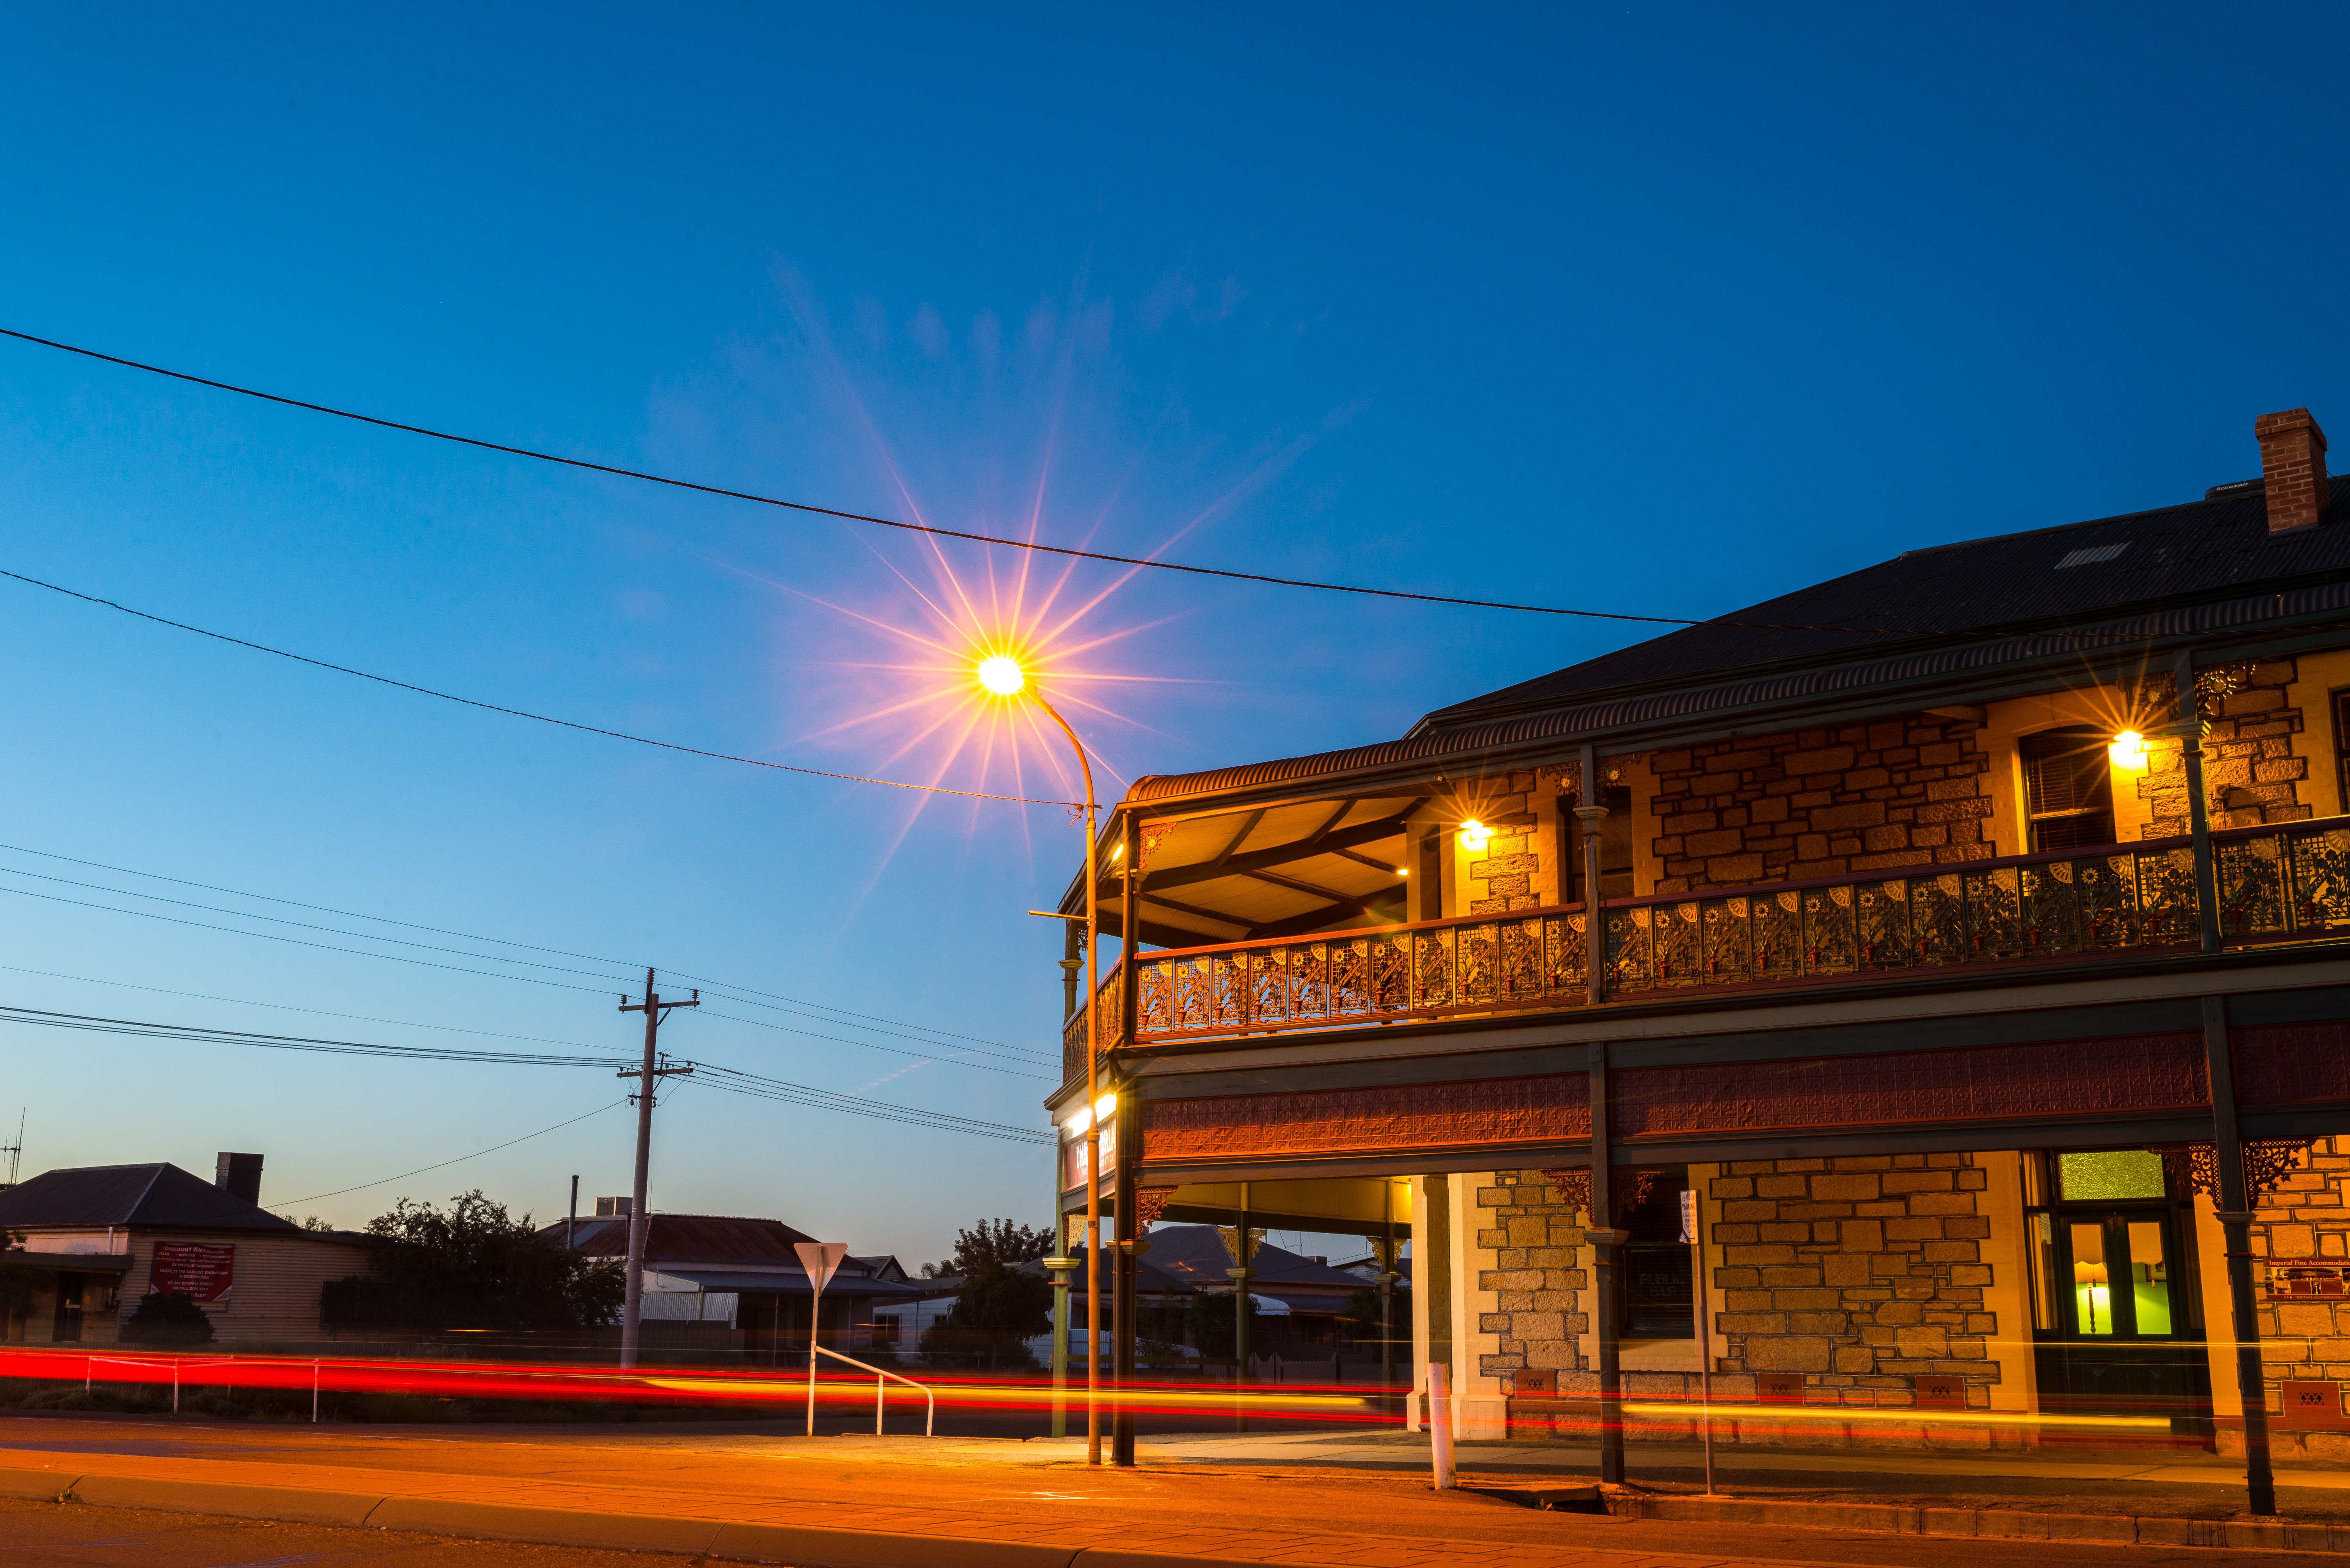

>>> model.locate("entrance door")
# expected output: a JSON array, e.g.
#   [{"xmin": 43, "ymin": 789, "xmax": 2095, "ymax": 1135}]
[
  {"xmin": 52, "ymin": 1273, "xmax": 85, "ymax": 1343},
  {"xmin": 2027, "ymin": 1151, "xmax": 2208, "ymax": 1433}
]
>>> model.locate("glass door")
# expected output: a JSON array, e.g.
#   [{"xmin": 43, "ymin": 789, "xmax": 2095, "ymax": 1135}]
[
  {"xmin": 2063, "ymin": 1214, "xmax": 2177, "ymax": 1338},
  {"xmin": 2026, "ymin": 1150, "xmax": 2208, "ymax": 1436}
]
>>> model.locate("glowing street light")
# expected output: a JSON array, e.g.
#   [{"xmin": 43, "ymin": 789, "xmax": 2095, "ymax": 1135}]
[
  {"xmin": 977, "ymin": 649, "xmax": 1111, "ymax": 1467},
  {"xmin": 977, "ymin": 654, "xmax": 1026, "ymax": 697}
]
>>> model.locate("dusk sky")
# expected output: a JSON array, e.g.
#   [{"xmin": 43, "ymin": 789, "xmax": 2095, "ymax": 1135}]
[{"xmin": 3, "ymin": 5, "xmax": 2347, "ymax": 1267}]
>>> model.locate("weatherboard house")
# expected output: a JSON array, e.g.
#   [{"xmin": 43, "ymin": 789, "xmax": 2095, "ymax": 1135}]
[
  {"xmin": 1052, "ymin": 406, "xmax": 2350, "ymax": 1469},
  {"xmin": 0, "ymin": 1153, "xmax": 370, "ymax": 1345}
]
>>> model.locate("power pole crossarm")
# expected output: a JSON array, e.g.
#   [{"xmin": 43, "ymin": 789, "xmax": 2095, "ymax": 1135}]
[{"xmin": 616, "ymin": 968, "xmax": 699, "ymax": 1372}]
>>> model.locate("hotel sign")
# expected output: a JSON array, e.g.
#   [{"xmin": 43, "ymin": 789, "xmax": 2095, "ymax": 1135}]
[{"xmin": 149, "ymin": 1243, "xmax": 234, "ymax": 1301}]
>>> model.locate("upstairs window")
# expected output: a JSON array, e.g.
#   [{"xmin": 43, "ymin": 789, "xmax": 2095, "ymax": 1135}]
[{"xmin": 2021, "ymin": 726, "xmax": 2114, "ymax": 852}]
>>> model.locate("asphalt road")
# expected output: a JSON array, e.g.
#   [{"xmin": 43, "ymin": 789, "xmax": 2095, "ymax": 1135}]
[
  {"xmin": 0, "ymin": 1414, "xmax": 2329, "ymax": 1568},
  {"xmin": 0, "ymin": 1497, "xmax": 675, "ymax": 1567}
]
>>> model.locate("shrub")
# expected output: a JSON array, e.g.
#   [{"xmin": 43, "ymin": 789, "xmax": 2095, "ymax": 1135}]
[{"xmin": 120, "ymin": 1292, "xmax": 217, "ymax": 1348}]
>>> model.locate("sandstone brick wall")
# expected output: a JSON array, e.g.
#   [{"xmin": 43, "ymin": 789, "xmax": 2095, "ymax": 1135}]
[
  {"xmin": 1648, "ymin": 717, "xmax": 1992, "ymax": 897},
  {"xmin": 1472, "ymin": 1169, "xmax": 1589, "ymax": 1385},
  {"xmin": 1711, "ymin": 1153, "xmax": 2000, "ymax": 1408},
  {"xmin": 2143, "ymin": 657, "xmax": 2311, "ymax": 835},
  {"xmin": 1463, "ymin": 771, "xmax": 1547, "ymax": 914},
  {"xmin": 2246, "ymin": 1133, "xmax": 2350, "ymax": 1455}
]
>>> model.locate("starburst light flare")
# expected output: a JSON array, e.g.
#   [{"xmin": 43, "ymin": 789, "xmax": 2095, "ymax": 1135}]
[{"xmin": 976, "ymin": 653, "xmax": 1027, "ymax": 697}]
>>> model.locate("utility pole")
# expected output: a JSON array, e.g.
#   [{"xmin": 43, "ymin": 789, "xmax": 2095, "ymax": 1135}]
[
  {"xmin": 0, "ymin": 1110, "xmax": 21, "ymax": 1191},
  {"xmin": 567, "ymin": 1175, "xmax": 579, "ymax": 1253},
  {"xmin": 617, "ymin": 967, "xmax": 697, "ymax": 1370}
]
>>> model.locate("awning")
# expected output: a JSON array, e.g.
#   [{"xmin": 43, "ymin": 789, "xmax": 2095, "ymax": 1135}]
[{"xmin": 10, "ymin": 1251, "xmax": 133, "ymax": 1273}]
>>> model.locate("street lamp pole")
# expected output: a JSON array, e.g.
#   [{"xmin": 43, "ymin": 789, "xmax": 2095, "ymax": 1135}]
[
  {"xmin": 977, "ymin": 651, "xmax": 1105, "ymax": 1465},
  {"xmin": 1032, "ymin": 690, "xmax": 1104, "ymax": 1469}
]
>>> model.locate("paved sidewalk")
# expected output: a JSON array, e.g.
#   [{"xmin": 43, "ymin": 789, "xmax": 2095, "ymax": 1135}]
[{"xmin": 1140, "ymin": 1428, "xmax": 2350, "ymax": 1494}]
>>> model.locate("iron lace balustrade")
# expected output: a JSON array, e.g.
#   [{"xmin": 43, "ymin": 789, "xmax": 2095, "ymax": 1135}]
[
  {"xmin": 1061, "ymin": 965, "xmax": 1124, "ymax": 1084},
  {"xmin": 1065, "ymin": 817, "xmax": 2350, "ymax": 1049}
]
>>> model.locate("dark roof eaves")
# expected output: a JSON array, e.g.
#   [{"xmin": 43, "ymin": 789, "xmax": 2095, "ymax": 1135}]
[
  {"xmin": 1123, "ymin": 582, "xmax": 2350, "ymax": 813},
  {"xmin": 1415, "ymin": 554, "xmax": 2350, "ymax": 735}
]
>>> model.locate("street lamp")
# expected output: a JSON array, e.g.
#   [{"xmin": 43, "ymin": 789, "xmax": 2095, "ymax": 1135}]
[{"xmin": 977, "ymin": 649, "xmax": 1108, "ymax": 1468}]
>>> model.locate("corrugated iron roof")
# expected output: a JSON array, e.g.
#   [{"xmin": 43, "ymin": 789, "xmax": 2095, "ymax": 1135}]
[
  {"xmin": 1427, "ymin": 474, "xmax": 2350, "ymax": 726},
  {"xmin": 0, "ymin": 1163, "xmax": 298, "ymax": 1233},
  {"xmin": 549, "ymin": 1212, "xmax": 820, "ymax": 1265},
  {"xmin": 1126, "ymin": 477, "xmax": 2350, "ymax": 809}
]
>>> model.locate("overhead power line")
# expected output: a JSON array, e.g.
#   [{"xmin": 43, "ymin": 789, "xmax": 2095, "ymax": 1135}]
[
  {"xmin": 0, "ymin": 839, "xmax": 1059, "ymax": 1065},
  {"xmin": 0, "ymin": 566, "xmax": 1078, "ymax": 808},
  {"xmin": 0, "ymin": 872, "xmax": 1058, "ymax": 1077},
  {"xmin": 275, "ymin": 1099, "xmax": 628, "ymax": 1207},
  {"xmin": 0, "ymin": 960, "xmax": 611, "ymax": 1052},
  {"xmin": 0, "ymin": 1003, "xmax": 1053, "ymax": 1147},
  {"xmin": 685, "ymin": 1063, "xmax": 1054, "ymax": 1146},
  {"xmin": 0, "ymin": 1004, "xmax": 630, "ymax": 1067},
  {"xmin": 0, "ymin": 324, "xmax": 2083, "ymax": 640}
]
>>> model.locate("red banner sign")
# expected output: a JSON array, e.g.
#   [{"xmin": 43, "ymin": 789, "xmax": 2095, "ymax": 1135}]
[{"xmin": 149, "ymin": 1243, "xmax": 234, "ymax": 1302}]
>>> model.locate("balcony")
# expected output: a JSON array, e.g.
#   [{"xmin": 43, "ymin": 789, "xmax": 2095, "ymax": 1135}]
[{"xmin": 1061, "ymin": 817, "xmax": 2350, "ymax": 1079}]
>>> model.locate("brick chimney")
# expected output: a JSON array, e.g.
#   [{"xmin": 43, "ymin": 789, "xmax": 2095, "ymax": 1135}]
[
  {"xmin": 215, "ymin": 1151, "xmax": 263, "ymax": 1206},
  {"xmin": 2254, "ymin": 407, "xmax": 2330, "ymax": 534}
]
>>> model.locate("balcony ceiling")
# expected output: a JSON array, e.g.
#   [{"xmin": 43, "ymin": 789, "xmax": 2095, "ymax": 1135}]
[{"xmin": 1093, "ymin": 792, "xmax": 1429, "ymax": 948}]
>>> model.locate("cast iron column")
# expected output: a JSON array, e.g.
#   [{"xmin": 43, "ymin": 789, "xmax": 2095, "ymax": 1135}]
[
  {"xmin": 2204, "ymin": 994, "xmax": 2276, "ymax": 1514},
  {"xmin": 1578, "ymin": 743, "xmax": 1607, "ymax": 1007},
  {"xmin": 1587, "ymin": 1038, "xmax": 1626, "ymax": 1485},
  {"xmin": 2174, "ymin": 651, "xmax": 2224, "ymax": 953},
  {"xmin": 1113, "ymin": 1089, "xmax": 1140, "ymax": 1466}
]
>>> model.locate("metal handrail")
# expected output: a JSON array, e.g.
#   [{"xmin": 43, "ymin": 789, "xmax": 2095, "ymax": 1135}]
[
  {"xmin": 84, "ymin": 1351, "xmax": 327, "ymax": 1421},
  {"xmin": 813, "ymin": 1343, "xmax": 935, "ymax": 1436}
]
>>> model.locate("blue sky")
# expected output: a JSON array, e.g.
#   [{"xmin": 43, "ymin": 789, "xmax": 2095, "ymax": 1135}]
[{"xmin": 2, "ymin": 5, "xmax": 2346, "ymax": 1264}]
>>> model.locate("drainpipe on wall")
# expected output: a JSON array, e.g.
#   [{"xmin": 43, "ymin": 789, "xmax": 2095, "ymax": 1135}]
[{"xmin": 1578, "ymin": 744, "xmax": 1607, "ymax": 1007}]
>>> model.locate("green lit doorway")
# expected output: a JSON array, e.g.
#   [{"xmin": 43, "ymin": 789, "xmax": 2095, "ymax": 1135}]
[{"xmin": 2025, "ymin": 1149, "xmax": 2210, "ymax": 1436}]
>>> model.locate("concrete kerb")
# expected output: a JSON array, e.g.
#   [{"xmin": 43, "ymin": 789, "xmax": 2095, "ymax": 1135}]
[
  {"xmin": 0, "ymin": 1467, "xmax": 1270, "ymax": 1568},
  {"xmin": 1612, "ymin": 1491, "xmax": 2350, "ymax": 1553},
  {"xmin": 14, "ymin": 1461, "xmax": 2350, "ymax": 1563}
]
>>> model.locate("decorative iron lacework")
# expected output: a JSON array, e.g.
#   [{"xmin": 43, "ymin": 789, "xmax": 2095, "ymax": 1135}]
[
  {"xmin": 1614, "ymin": 1033, "xmax": 2207, "ymax": 1136},
  {"xmin": 2147, "ymin": 1140, "xmax": 2316, "ymax": 1202},
  {"xmin": 1141, "ymin": 1074, "xmax": 1589, "ymax": 1162},
  {"xmin": 1537, "ymin": 1166, "xmax": 1665, "ymax": 1225},
  {"xmin": 1134, "ymin": 1188, "xmax": 1174, "ymax": 1228},
  {"xmin": 1067, "ymin": 818, "xmax": 2350, "ymax": 1058}
]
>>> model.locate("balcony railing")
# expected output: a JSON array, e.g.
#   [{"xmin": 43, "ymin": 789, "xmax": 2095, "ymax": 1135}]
[{"xmin": 1061, "ymin": 817, "xmax": 2350, "ymax": 1072}]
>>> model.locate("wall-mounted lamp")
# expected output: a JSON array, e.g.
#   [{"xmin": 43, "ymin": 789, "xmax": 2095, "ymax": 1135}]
[
  {"xmin": 2109, "ymin": 731, "xmax": 2149, "ymax": 769},
  {"xmin": 1459, "ymin": 820, "xmax": 1491, "ymax": 853}
]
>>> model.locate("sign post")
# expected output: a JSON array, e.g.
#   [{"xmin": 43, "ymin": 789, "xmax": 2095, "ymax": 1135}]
[
  {"xmin": 794, "ymin": 1242, "xmax": 849, "ymax": 1438},
  {"xmin": 1681, "ymin": 1188, "xmax": 1715, "ymax": 1495}
]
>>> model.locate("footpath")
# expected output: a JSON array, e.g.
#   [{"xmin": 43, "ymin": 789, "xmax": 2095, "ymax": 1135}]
[{"xmin": 2, "ymin": 1414, "xmax": 2350, "ymax": 1565}]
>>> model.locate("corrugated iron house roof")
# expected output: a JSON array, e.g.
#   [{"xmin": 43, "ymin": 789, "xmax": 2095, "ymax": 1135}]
[
  {"xmin": 553, "ymin": 1212, "xmax": 815, "ymax": 1264},
  {"xmin": 1117, "ymin": 472, "xmax": 2350, "ymax": 812},
  {"xmin": 545, "ymin": 1212, "xmax": 920, "ymax": 1297},
  {"xmin": 0, "ymin": 1163, "xmax": 299, "ymax": 1234}
]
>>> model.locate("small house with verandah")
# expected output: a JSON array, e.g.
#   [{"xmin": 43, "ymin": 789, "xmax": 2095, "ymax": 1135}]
[{"xmin": 0, "ymin": 1154, "xmax": 370, "ymax": 1345}]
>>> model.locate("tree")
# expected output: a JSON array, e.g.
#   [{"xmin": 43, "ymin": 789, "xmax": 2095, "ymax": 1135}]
[
  {"xmin": 323, "ymin": 1189, "xmax": 622, "ymax": 1334},
  {"xmin": 918, "ymin": 1218, "xmax": 1053, "ymax": 1368},
  {"xmin": 945, "ymin": 1218, "xmax": 1052, "ymax": 1274},
  {"xmin": 1338, "ymin": 1285, "xmax": 1407, "ymax": 1343}
]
